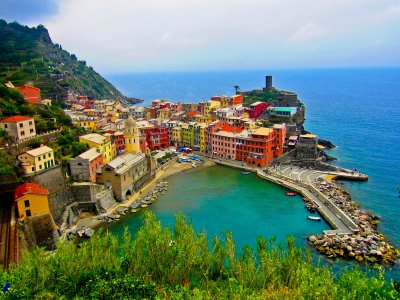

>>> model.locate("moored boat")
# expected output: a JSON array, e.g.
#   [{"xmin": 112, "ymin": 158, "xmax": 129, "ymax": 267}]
[
  {"xmin": 307, "ymin": 216, "xmax": 321, "ymax": 221},
  {"xmin": 241, "ymin": 171, "xmax": 251, "ymax": 175},
  {"xmin": 285, "ymin": 191, "xmax": 297, "ymax": 196}
]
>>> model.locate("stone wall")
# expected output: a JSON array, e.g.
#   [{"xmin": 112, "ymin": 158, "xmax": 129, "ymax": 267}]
[
  {"xmin": 26, "ymin": 165, "xmax": 66, "ymax": 194},
  {"xmin": 23, "ymin": 213, "xmax": 59, "ymax": 250},
  {"xmin": 48, "ymin": 188, "xmax": 75, "ymax": 223}
]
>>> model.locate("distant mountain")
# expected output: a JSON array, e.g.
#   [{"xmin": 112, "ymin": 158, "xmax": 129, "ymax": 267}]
[{"xmin": 0, "ymin": 19, "xmax": 142, "ymax": 104}]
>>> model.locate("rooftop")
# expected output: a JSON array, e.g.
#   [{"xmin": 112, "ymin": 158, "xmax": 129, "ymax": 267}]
[
  {"xmin": 107, "ymin": 153, "xmax": 146, "ymax": 175},
  {"xmin": 253, "ymin": 127, "xmax": 273, "ymax": 136},
  {"xmin": 80, "ymin": 133, "xmax": 108, "ymax": 144},
  {"xmin": 0, "ymin": 115, "xmax": 32, "ymax": 123},
  {"xmin": 77, "ymin": 147, "xmax": 102, "ymax": 161},
  {"xmin": 15, "ymin": 183, "xmax": 48, "ymax": 201},
  {"xmin": 24, "ymin": 145, "xmax": 53, "ymax": 157}
]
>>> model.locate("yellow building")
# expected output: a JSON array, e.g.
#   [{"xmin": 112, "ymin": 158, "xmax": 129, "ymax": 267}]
[
  {"xmin": 194, "ymin": 114, "xmax": 210, "ymax": 124},
  {"xmin": 244, "ymin": 120, "xmax": 259, "ymax": 130},
  {"xmin": 157, "ymin": 108, "xmax": 170, "ymax": 119},
  {"xmin": 18, "ymin": 145, "xmax": 55, "ymax": 175},
  {"xmin": 181, "ymin": 122, "xmax": 196, "ymax": 147},
  {"xmin": 194, "ymin": 123, "xmax": 207, "ymax": 152},
  {"xmin": 14, "ymin": 183, "xmax": 50, "ymax": 220},
  {"xmin": 79, "ymin": 133, "xmax": 114, "ymax": 163},
  {"xmin": 170, "ymin": 127, "xmax": 182, "ymax": 147},
  {"xmin": 124, "ymin": 117, "xmax": 141, "ymax": 154},
  {"xmin": 77, "ymin": 119, "xmax": 96, "ymax": 131},
  {"xmin": 204, "ymin": 100, "xmax": 221, "ymax": 117}
]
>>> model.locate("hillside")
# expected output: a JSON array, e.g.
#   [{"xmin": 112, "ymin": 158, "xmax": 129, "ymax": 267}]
[{"xmin": 0, "ymin": 20, "xmax": 140, "ymax": 104}]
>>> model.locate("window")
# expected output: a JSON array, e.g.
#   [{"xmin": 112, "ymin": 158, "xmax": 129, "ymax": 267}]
[
  {"xmin": 38, "ymin": 157, "xmax": 41, "ymax": 161},
  {"xmin": 26, "ymin": 209, "xmax": 31, "ymax": 217},
  {"xmin": 48, "ymin": 153, "xmax": 51, "ymax": 157},
  {"xmin": 24, "ymin": 200, "xmax": 30, "ymax": 207},
  {"xmin": 31, "ymin": 167, "xmax": 34, "ymax": 172},
  {"xmin": 19, "ymin": 123, "xmax": 23, "ymax": 128},
  {"xmin": 30, "ymin": 129, "xmax": 34, "ymax": 133},
  {"xmin": 21, "ymin": 131, "xmax": 25, "ymax": 136},
  {"xmin": 29, "ymin": 121, "xmax": 32, "ymax": 125},
  {"xmin": 4, "ymin": 124, "xmax": 7, "ymax": 128}
]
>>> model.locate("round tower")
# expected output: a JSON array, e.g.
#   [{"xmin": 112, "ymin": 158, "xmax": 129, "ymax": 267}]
[{"xmin": 124, "ymin": 117, "xmax": 141, "ymax": 153}]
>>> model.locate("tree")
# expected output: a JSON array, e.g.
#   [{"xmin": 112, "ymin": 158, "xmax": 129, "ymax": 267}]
[{"xmin": 71, "ymin": 142, "xmax": 88, "ymax": 157}]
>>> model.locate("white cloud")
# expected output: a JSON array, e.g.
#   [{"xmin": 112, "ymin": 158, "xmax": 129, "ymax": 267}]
[
  {"xmin": 287, "ymin": 22, "xmax": 330, "ymax": 43},
  {"xmin": 35, "ymin": 0, "xmax": 400, "ymax": 72}
]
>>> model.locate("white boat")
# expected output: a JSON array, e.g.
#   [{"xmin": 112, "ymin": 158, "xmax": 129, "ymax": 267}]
[
  {"xmin": 192, "ymin": 163, "xmax": 197, "ymax": 168},
  {"xmin": 307, "ymin": 216, "xmax": 321, "ymax": 221}
]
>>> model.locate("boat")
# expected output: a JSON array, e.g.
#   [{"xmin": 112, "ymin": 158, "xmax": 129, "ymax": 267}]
[
  {"xmin": 307, "ymin": 216, "xmax": 321, "ymax": 221},
  {"xmin": 285, "ymin": 191, "xmax": 297, "ymax": 196},
  {"xmin": 83, "ymin": 228, "xmax": 95, "ymax": 238},
  {"xmin": 241, "ymin": 171, "xmax": 252, "ymax": 175},
  {"xmin": 306, "ymin": 203, "xmax": 317, "ymax": 212},
  {"xmin": 192, "ymin": 163, "xmax": 197, "ymax": 168}
]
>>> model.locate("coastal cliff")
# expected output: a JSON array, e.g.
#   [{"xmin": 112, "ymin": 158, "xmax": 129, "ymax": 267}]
[{"xmin": 0, "ymin": 20, "xmax": 142, "ymax": 105}]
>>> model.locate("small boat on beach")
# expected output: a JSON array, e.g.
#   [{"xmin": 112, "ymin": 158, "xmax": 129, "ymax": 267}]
[
  {"xmin": 192, "ymin": 163, "xmax": 197, "ymax": 168},
  {"xmin": 306, "ymin": 203, "xmax": 317, "ymax": 212},
  {"xmin": 307, "ymin": 216, "xmax": 321, "ymax": 221},
  {"xmin": 285, "ymin": 191, "xmax": 297, "ymax": 196},
  {"xmin": 241, "ymin": 171, "xmax": 252, "ymax": 175}
]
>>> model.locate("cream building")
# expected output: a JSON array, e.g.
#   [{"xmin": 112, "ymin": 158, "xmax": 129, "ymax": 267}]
[
  {"xmin": 18, "ymin": 145, "xmax": 55, "ymax": 175},
  {"xmin": 0, "ymin": 115, "xmax": 36, "ymax": 143}
]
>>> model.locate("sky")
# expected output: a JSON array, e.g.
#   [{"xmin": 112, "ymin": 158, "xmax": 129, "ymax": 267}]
[{"xmin": 1, "ymin": 0, "xmax": 400, "ymax": 73}]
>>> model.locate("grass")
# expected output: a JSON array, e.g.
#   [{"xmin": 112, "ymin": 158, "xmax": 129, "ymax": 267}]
[{"xmin": 0, "ymin": 212, "xmax": 398, "ymax": 299}]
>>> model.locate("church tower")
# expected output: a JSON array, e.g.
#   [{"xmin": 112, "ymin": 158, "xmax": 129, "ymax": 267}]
[{"xmin": 124, "ymin": 117, "xmax": 141, "ymax": 154}]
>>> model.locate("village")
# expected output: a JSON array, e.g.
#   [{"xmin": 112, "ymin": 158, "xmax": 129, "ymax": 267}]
[{"xmin": 2, "ymin": 75, "xmax": 395, "ymax": 267}]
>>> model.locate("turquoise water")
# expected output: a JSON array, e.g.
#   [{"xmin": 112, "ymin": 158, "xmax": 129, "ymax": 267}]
[
  {"xmin": 106, "ymin": 165, "xmax": 329, "ymax": 249},
  {"xmin": 105, "ymin": 68, "xmax": 400, "ymax": 277}
]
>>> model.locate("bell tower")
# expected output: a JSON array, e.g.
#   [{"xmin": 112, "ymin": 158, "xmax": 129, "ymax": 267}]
[{"xmin": 124, "ymin": 117, "xmax": 141, "ymax": 153}]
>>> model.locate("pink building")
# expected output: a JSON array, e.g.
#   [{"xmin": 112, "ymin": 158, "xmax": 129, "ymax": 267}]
[{"xmin": 246, "ymin": 102, "xmax": 269, "ymax": 119}]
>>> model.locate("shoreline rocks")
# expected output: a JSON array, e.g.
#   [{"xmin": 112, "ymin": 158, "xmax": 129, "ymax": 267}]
[{"xmin": 308, "ymin": 180, "xmax": 399, "ymax": 265}]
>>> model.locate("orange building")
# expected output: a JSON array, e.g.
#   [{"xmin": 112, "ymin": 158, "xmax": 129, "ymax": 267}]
[
  {"xmin": 14, "ymin": 183, "xmax": 50, "ymax": 220},
  {"xmin": 230, "ymin": 94, "xmax": 243, "ymax": 106},
  {"xmin": 15, "ymin": 85, "xmax": 41, "ymax": 105}
]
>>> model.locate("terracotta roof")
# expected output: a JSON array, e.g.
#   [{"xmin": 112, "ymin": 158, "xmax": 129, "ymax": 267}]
[
  {"xmin": 187, "ymin": 111, "xmax": 197, "ymax": 117},
  {"xmin": 15, "ymin": 183, "xmax": 48, "ymax": 201},
  {"xmin": 0, "ymin": 115, "xmax": 32, "ymax": 123},
  {"xmin": 221, "ymin": 125, "xmax": 243, "ymax": 133}
]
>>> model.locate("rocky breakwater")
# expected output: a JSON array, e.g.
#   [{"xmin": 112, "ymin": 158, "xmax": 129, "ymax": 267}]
[{"xmin": 308, "ymin": 180, "xmax": 399, "ymax": 265}]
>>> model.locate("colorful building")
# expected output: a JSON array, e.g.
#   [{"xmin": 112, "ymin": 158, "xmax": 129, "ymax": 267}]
[
  {"xmin": 138, "ymin": 124, "xmax": 169, "ymax": 151},
  {"xmin": 246, "ymin": 102, "xmax": 269, "ymax": 119},
  {"xmin": 204, "ymin": 100, "xmax": 221, "ymax": 117},
  {"xmin": 170, "ymin": 126, "xmax": 182, "ymax": 147},
  {"xmin": 79, "ymin": 133, "xmax": 114, "ymax": 163},
  {"xmin": 181, "ymin": 122, "xmax": 196, "ymax": 148},
  {"xmin": 0, "ymin": 115, "xmax": 36, "ymax": 143},
  {"xmin": 14, "ymin": 183, "xmax": 50, "ymax": 220},
  {"xmin": 15, "ymin": 84, "xmax": 41, "ymax": 105},
  {"xmin": 77, "ymin": 119, "xmax": 96, "ymax": 131},
  {"xmin": 69, "ymin": 147, "xmax": 103, "ymax": 182},
  {"xmin": 18, "ymin": 145, "xmax": 55, "ymax": 175},
  {"xmin": 194, "ymin": 123, "xmax": 207, "ymax": 152}
]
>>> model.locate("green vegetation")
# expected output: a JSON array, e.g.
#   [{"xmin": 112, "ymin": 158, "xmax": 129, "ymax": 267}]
[
  {"xmin": 0, "ymin": 19, "xmax": 126, "ymax": 102},
  {"xmin": 242, "ymin": 89, "xmax": 276, "ymax": 106},
  {"xmin": 1, "ymin": 212, "xmax": 398, "ymax": 299}
]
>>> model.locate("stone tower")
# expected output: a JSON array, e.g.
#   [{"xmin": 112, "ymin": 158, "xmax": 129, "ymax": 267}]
[{"xmin": 124, "ymin": 117, "xmax": 141, "ymax": 153}]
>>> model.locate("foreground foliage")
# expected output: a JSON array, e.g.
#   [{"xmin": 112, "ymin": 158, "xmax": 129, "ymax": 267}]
[{"xmin": 1, "ymin": 212, "xmax": 398, "ymax": 299}]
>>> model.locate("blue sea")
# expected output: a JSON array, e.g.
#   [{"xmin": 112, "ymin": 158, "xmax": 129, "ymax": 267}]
[{"xmin": 105, "ymin": 68, "xmax": 400, "ymax": 276}]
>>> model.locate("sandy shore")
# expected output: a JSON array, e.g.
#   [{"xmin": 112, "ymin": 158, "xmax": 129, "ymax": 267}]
[{"xmin": 72, "ymin": 159, "xmax": 215, "ymax": 231}]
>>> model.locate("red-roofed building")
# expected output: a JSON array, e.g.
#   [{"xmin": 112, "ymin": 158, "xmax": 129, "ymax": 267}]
[
  {"xmin": 139, "ymin": 125, "xmax": 169, "ymax": 151},
  {"xmin": 14, "ymin": 183, "xmax": 50, "ymax": 220},
  {"xmin": 0, "ymin": 115, "xmax": 36, "ymax": 142},
  {"xmin": 15, "ymin": 85, "xmax": 41, "ymax": 105}
]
